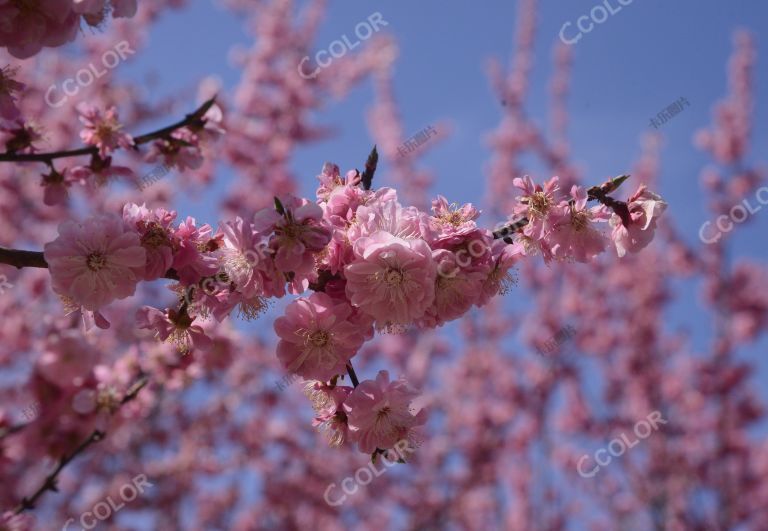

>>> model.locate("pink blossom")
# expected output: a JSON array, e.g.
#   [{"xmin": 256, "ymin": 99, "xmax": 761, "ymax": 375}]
[
  {"xmin": 304, "ymin": 381, "xmax": 353, "ymax": 446},
  {"xmin": 343, "ymin": 370, "xmax": 426, "ymax": 454},
  {"xmin": 608, "ymin": 185, "xmax": 668, "ymax": 257},
  {"xmin": 44, "ymin": 214, "xmax": 146, "ymax": 311},
  {"xmin": 70, "ymin": 156, "xmax": 135, "ymax": 188},
  {"xmin": 217, "ymin": 217, "xmax": 269, "ymax": 297},
  {"xmin": 40, "ymin": 167, "xmax": 78, "ymax": 206},
  {"xmin": 0, "ymin": 1, "xmax": 80, "ymax": 59},
  {"xmin": 1, "ymin": 119, "xmax": 43, "ymax": 153},
  {"xmin": 146, "ymin": 128, "xmax": 204, "ymax": 172},
  {"xmin": 512, "ymin": 175, "xmax": 560, "ymax": 240},
  {"xmin": 254, "ymin": 196, "xmax": 331, "ymax": 275},
  {"xmin": 347, "ymin": 193, "xmax": 428, "ymax": 244},
  {"xmin": 77, "ymin": 105, "xmax": 134, "ymax": 159},
  {"xmin": 172, "ymin": 217, "xmax": 221, "ymax": 285},
  {"xmin": 136, "ymin": 306, "xmax": 212, "ymax": 354},
  {"xmin": 274, "ymin": 292, "xmax": 367, "ymax": 381},
  {"xmin": 419, "ymin": 249, "xmax": 486, "ymax": 327},
  {"xmin": 345, "ymin": 231, "xmax": 437, "ymax": 329},
  {"xmin": 122, "ymin": 204, "xmax": 178, "ymax": 281},
  {"xmin": 315, "ymin": 162, "xmax": 341, "ymax": 201},
  {"xmin": 429, "ymin": 195, "xmax": 480, "ymax": 245},
  {"xmin": 478, "ymin": 240, "xmax": 521, "ymax": 305},
  {"xmin": 549, "ymin": 185, "xmax": 609, "ymax": 263}
]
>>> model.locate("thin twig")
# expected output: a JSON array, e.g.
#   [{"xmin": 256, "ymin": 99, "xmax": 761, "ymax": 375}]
[
  {"xmin": 346, "ymin": 362, "xmax": 360, "ymax": 388},
  {"xmin": 0, "ymin": 97, "xmax": 216, "ymax": 164},
  {"xmin": 12, "ymin": 375, "xmax": 150, "ymax": 515}
]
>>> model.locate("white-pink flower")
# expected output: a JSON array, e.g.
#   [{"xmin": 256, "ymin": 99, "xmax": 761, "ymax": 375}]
[
  {"xmin": 344, "ymin": 231, "xmax": 437, "ymax": 329},
  {"xmin": 123, "ymin": 203, "xmax": 178, "ymax": 281},
  {"xmin": 608, "ymin": 185, "xmax": 668, "ymax": 257},
  {"xmin": 77, "ymin": 104, "xmax": 134, "ymax": 159},
  {"xmin": 44, "ymin": 214, "xmax": 146, "ymax": 311},
  {"xmin": 136, "ymin": 306, "xmax": 212, "ymax": 354},
  {"xmin": 549, "ymin": 185, "xmax": 609, "ymax": 263},
  {"xmin": 254, "ymin": 196, "xmax": 331, "ymax": 275},
  {"xmin": 347, "ymin": 193, "xmax": 428, "ymax": 244},
  {"xmin": 343, "ymin": 370, "xmax": 426, "ymax": 454},
  {"xmin": 419, "ymin": 249, "xmax": 485, "ymax": 327},
  {"xmin": 274, "ymin": 292, "xmax": 367, "ymax": 381},
  {"xmin": 304, "ymin": 381, "xmax": 353, "ymax": 446}
]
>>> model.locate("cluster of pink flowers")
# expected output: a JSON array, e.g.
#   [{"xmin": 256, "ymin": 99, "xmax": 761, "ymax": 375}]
[
  {"xmin": 41, "ymin": 162, "xmax": 666, "ymax": 457},
  {"xmin": 504, "ymin": 175, "xmax": 667, "ymax": 261},
  {"xmin": 0, "ymin": 0, "xmax": 138, "ymax": 59}
]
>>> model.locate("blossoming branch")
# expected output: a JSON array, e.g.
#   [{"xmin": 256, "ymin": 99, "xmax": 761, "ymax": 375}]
[{"xmin": 0, "ymin": 141, "xmax": 667, "ymax": 459}]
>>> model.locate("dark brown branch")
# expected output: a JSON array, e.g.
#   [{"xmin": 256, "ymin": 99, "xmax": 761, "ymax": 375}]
[
  {"xmin": 346, "ymin": 362, "xmax": 360, "ymax": 387},
  {"xmin": 12, "ymin": 375, "xmax": 149, "ymax": 515},
  {"xmin": 0, "ymin": 247, "xmax": 179, "ymax": 280},
  {"xmin": 0, "ymin": 97, "xmax": 216, "ymax": 164},
  {"xmin": 0, "ymin": 247, "xmax": 48, "ymax": 269}
]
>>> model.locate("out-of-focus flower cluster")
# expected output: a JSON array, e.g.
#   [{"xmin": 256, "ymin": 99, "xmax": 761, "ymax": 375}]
[
  {"xmin": 40, "ymin": 161, "xmax": 666, "ymax": 458},
  {"xmin": 34, "ymin": 102, "xmax": 222, "ymax": 205},
  {"xmin": 0, "ymin": 0, "xmax": 138, "ymax": 59}
]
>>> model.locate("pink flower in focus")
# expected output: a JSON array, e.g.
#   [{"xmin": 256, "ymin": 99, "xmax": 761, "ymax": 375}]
[
  {"xmin": 77, "ymin": 104, "xmax": 134, "ymax": 159},
  {"xmin": 172, "ymin": 217, "xmax": 221, "ymax": 285},
  {"xmin": 512, "ymin": 175, "xmax": 560, "ymax": 240},
  {"xmin": 477, "ymin": 240, "xmax": 521, "ymax": 306},
  {"xmin": 254, "ymin": 196, "xmax": 331, "ymax": 274},
  {"xmin": 608, "ymin": 185, "xmax": 667, "ymax": 257},
  {"xmin": 419, "ymin": 249, "xmax": 485, "ymax": 327},
  {"xmin": 345, "ymin": 231, "xmax": 437, "ymax": 329},
  {"xmin": 274, "ymin": 292, "xmax": 367, "ymax": 381},
  {"xmin": 304, "ymin": 381, "xmax": 353, "ymax": 446},
  {"xmin": 44, "ymin": 214, "xmax": 146, "ymax": 311},
  {"xmin": 549, "ymin": 185, "xmax": 609, "ymax": 263},
  {"xmin": 136, "ymin": 306, "xmax": 212, "ymax": 354},
  {"xmin": 429, "ymin": 195, "xmax": 480, "ymax": 244},
  {"xmin": 343, "ymin": 370, "xmax": 426, "ymax": 454},
  {"xmin": 217, "ymin": 217, "xmax": 268, "ymax": 297},
  {"xmin": 123, "ymin": 203, "xmax": 178, "ymax": 281},
  {"xmin": 216, "ymin": 217, "xmax": 274, "ymax": 319},
  {"xmin": 347, "ymin": 193, "xmax": 428, "ymax": 244},
  {"xmin": 316, "ymin": 162, "xmax": 342, "ymax": 201}
]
